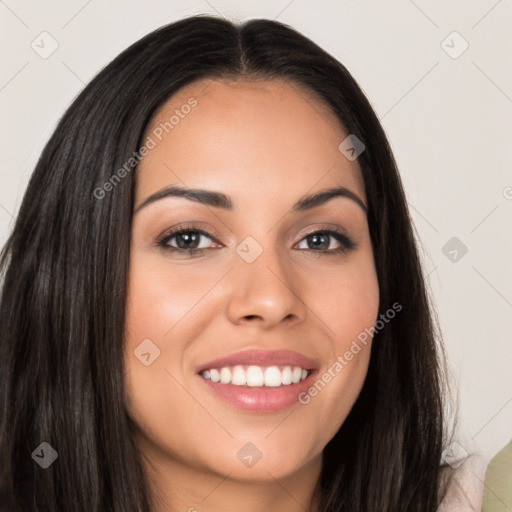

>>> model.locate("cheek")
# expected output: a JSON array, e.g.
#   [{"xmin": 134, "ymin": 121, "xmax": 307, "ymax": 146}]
[
  {"xmin": 123, "ymin": 259, "xmax": 214, "ymax": 464},
  {"xmin": 124, "ymin": 256, "xmax": 210, "ymax": 345},
  {"xmin": 312, "ymin": 257, "xmax": 380, "ymax": 346},
  {"xmin": 295, "ymin": 256, "xmax": 379, "ymax": 442}
]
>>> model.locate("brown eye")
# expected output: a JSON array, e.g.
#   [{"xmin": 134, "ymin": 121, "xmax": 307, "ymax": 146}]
[
  {"xmin": 167, "ymin": 231, "xmax": 203, "ymax": 250},
  {"xmin": 158, "ymin": 226, "xmax": 221, "ymax": 255}
]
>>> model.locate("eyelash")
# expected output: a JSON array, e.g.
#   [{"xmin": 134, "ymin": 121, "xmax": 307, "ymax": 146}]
[{"xmin": 156, "ymin": 224, "xmax": 358, "ymax": 257}]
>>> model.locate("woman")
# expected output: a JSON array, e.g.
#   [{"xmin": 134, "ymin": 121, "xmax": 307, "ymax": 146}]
[{"xmin": 0, "ymin": 14, "xmax": 462, "ymax": 511}]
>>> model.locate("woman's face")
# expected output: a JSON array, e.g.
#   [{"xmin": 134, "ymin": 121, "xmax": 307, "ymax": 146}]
[{"xmin": 124, "ymin": 77, "xmax": 379, "ymax": 483}]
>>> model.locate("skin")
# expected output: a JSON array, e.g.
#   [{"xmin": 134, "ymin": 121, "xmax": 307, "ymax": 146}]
[{"xmin": 123, "ymin": 77, "xmax": 380, "ymax": 512}]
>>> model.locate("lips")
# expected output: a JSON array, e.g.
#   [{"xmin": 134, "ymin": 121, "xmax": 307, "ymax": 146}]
[
  {"xmin": 196, "ymin": 349, "xmax": 319, "ymax": 413},
  {"xmin": 196, "ymin": 349, "xmax": 319, "ymax": 374}
]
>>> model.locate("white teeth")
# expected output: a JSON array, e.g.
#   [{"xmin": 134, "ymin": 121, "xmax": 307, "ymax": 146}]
[
  {"xmin": 292, "ymin": 367, "xmax": 302, "ymax": 383},
  {"xmin": 200, "ymin": 365, "xmax": 310, "ymax": 387},
  {"xmin": 281, "ymin": 366, "xmax": 293, "ymax": 385},
  {"xmin": 219, "ymin": 367, "xmax": 231, "ymax": 384},
  {"xmin": 264, "ymin": 366, "xmax": 282, "ymax": 387},
  {"xmin": 246, "ymin": 366, "xmax": 264, "ymax": 387},
  {"xmin": 231, "ymin": 365, "xmax": 247, "ymax": 385}
]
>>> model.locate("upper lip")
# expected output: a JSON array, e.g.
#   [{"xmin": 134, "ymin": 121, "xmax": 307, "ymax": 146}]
[{"xmin": 196, "ymin": 349, "xmax": 319, "ymax": 373}]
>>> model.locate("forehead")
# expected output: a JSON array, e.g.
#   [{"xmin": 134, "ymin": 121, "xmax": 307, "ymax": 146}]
[{"xmin": 135, "ymin": 78, "xmax": 366, "ymax": 209}]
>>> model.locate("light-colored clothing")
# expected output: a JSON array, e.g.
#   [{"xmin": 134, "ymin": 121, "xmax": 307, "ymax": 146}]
[{"xmin": 438, "ymin": 454, "xmax": 487, "ymax": 511}]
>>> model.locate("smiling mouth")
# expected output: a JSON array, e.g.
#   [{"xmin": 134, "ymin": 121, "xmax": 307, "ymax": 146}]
[
  {"xmin": 200, "ymin": 365, "xmax": 312, "ymax": 387},
  {"xmin": 195, "ymin": 349, "xmax": 319, "ymax": 412}
]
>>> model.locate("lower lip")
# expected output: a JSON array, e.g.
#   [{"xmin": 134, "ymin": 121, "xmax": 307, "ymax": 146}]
[{"xmin": 198, "ymin": 372, "xmax": 316, "ymax": 413}]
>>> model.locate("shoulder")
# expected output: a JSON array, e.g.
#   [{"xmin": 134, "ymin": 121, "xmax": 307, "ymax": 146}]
[{"xmin": 437, "ymin": 454, "xmax": 487, "ymax": 512}]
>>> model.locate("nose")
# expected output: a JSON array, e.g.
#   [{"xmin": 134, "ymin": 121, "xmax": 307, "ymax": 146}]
[{"xmin": 226, "ymin": 245, "xmax": 307, "ymax": 329}]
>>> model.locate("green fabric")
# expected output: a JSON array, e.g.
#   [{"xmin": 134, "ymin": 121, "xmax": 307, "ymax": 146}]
[{"xmin": 482, "ymin": 440, "xmax": 512, "ymax": 511}]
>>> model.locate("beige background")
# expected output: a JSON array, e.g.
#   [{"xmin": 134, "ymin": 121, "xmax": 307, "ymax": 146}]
[{"xmin": 1, "ymin": 0, "xmax": 511, "ymax": 491}]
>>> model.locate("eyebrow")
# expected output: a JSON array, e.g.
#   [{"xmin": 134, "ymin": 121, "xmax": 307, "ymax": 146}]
[{"xmin": 133, "ymin": 185, "xmax": 367, "ymax": 215}]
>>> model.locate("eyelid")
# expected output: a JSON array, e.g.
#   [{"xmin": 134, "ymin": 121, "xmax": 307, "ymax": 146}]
[
  {"xmin": 298, "ymin": 223, "xmax": 348, "ymax": 239},
  {"xmin": 156, "ymin": 222, "xmax": 223, "ymax": 245}
]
